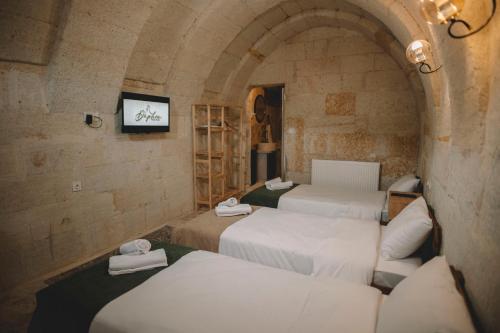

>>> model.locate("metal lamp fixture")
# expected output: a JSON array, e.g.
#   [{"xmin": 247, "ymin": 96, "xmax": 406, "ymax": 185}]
[
  {"xmin": 419, "ymin": 0, "xmax": 497, "ymax": 38},
  {"xmin": 406, "ymin": 40, "xmax": 442, "ymax": 74}
]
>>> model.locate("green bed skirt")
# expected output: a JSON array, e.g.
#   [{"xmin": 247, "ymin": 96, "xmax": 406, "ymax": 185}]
[
  {"xmin": 28, "ymin": 242, "xmax": 195, "ymax": 333},
  {"xmin": 240, "ymin": 184, "xmax": 298, "ymax": 208}
]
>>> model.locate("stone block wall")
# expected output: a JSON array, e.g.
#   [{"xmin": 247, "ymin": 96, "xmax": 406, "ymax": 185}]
[
  {"xmin": 0, "ymin": 0, "xmax": 194, "ymax": 292},
  {"xmin": 248, "ymin": 27, "xmax": 420, "ymax": 188},
  {"xmin": 1, "ymin": 2, "xmax": 499, "ymax": 331}
]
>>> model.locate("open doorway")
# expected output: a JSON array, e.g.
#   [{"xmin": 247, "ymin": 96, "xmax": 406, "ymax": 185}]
[{"xmin": 246, "ymin": 85, "xmax": 284, "ymax": 186}]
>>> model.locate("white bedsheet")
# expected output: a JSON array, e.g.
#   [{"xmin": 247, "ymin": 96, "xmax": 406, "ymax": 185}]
[
  {"xmin": 219, "ymin": 207, "xmax": 381, "ymax": 285},
  {"xmin": 373, "ymin": 226, "xmax": 422, "ymax": 288},
  {"xmin": 90, "ymin": 251, "xmax": 381, "ymax": 333},
  {"xmin": 278, "ymin": 184, "xmax": 387, "ymax": 221}
]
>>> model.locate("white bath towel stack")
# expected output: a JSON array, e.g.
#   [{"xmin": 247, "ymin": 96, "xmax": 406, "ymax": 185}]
[
  {"xmin": 215, "ymin": 198, "xmax": 252, "ymax": 217},
  {"xmin": 108, "ymin": 239, "xmax": 168, "ymax": 275},
  {"xmin": 109, "ymin": 249, "xmax": 168, "ymax": 276},
  {"xmin": 217, "ymin": 197, "xmax": 238, "ymax": 208},
  {"xmin": 119, "ymin": 239, "xmax": 151, "ymax": 255},
  {"xmin": 215, "ymin": 204, "xmax": 252, "ymax": 217},
  {"xmin": 265, "ymin": 177, "xmax": 293, "ymax": 191}
]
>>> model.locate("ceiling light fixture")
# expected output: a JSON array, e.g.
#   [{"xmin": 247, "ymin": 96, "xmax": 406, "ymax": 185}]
[
  {"xmin": 406, "ymin": 40, "xmax": 442, "ymax": 74},
  {"xmin": 419, "ymin": 0, "xmax": 497, "ymax": 39}
]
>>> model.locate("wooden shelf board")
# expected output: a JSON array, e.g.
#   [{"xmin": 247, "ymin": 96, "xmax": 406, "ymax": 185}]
[
  {"xmin": 196, "ymin": 173, "xmax": 224, "ymax": 179},
  {"xmin": 196, "ymin": 151, "xmax": 224, "ymax": 158},
  {"xmin": 196, "ymin": 126, "xmax": 224, "ymax": 132},
  {"xmin": 197, "ymin": 195, "xmax": 223, "ymax": 205}
]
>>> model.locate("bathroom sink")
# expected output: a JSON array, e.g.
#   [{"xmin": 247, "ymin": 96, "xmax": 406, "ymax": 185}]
[{"xmin": 257, "ymin": 142, "xmax": 277, "ymax": 153}]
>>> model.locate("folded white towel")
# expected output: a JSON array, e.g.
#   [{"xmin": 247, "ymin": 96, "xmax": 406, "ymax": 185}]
[
  {"xmin": 215, "ymin": 204, "xmax": 252, "ymax": 217},
  {"xmin": 265, "ymin": 177, "xmax": 282, "ymax": 186},
  {"xmin": 119, "ymin": 239, "xmax": 151, "ymax": 255},
  {"xmin": 266, "ymin": 180, "xmax": 293, "ymax": 191},
  {"xmin": 109, "ymin": 249, "xmax": 168, "ymax": 275},
  {"xmin": 217, "ymin": 197, "xmax": 238, "ymax": 208}
]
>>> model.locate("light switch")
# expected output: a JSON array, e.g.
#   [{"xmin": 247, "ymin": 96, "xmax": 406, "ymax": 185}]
[{"xmin": 72, "ymin": 181, "xmax": 82, "ymax": 192}]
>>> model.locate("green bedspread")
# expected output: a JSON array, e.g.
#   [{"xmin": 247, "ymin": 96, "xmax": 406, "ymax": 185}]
[
  {"xmin": 28, "ymin": 242, "xmax": 195, "ymax": 333},
  {"xmin": 240, "ymin": 184, "xmax": 298, "ymax": 208}
]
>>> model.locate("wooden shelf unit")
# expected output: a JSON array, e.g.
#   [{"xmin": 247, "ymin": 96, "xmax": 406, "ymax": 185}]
[{"xmin": 192, "ymin": 104, "xmax": 244, "ymax": 211}]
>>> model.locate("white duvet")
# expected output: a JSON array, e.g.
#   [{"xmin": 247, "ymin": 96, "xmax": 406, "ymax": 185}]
[
  {"xmin": 90, "ymin": 251, "xmax": 381, "ymax": 333},
  {"xmin": 219, "ymin": 208, "xmax": 381, "ymax": 285},
  {"xmin": 278, "ymin": 184, "xmax": 387, "ymax": 221}
]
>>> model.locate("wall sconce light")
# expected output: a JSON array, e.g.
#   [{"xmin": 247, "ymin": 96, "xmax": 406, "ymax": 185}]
[
  {"xmin": 406, "ymin": 40, "xmax": 442, "ymax": 74},
  {"xmin": 420, "ymin": 0, "xmax": 497, "ymax": 39}
]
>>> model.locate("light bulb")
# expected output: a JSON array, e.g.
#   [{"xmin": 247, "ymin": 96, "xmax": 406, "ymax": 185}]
[
  {"xmin": 406, "ymin": 40, "xmax": 432, "ymax": 64},
  {"xmin": 420, "ymin": 0, "xmax": 465, "ymax": 24}
]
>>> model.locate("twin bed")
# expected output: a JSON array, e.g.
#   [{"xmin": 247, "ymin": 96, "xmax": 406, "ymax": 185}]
[
  {"xmin": 243, "ymin": 160, "xmax": 388, "ymax": 220},
  {"xmin": 175, "ymin": 159, "xmax": 426, "ymax": 289},
  {"xmin": 219, "ymin": 207, "xmax": 429, "ymax": 288},
  {"xmin": 89, "ymin": 252, "xmax": 475, "ymax": 333},
  {"xmin": 33, "ymin": 160, "xmax": 457, "ymax": 332}
]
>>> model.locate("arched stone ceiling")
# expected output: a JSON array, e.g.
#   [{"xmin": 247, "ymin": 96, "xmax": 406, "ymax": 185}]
[
  {"xmin": 209, "ymin": 8, "xmax": 424, "ymax": 104},
  {"xmin": 124, "ymin": 0, "xmax": 440, "ymax": 110}
]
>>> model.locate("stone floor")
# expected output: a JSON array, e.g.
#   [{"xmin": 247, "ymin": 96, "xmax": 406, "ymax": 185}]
[{"xmin": 0, "ymin": 213, "xmax": 196, "ymax": 333}]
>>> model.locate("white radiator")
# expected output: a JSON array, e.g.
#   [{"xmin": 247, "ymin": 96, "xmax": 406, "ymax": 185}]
[{"xmin": 311, "ymin": 160, "xmax": 380, "ymax": 192}]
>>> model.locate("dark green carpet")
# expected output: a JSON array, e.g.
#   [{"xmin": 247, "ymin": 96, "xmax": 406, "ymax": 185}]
[
  {"xmin": 240, "ymin": 184, "xmax": 297, "ymax": 208},
  {"xmin": 28, "ymin": 242, "xmax": 195, "ymax": 333}
]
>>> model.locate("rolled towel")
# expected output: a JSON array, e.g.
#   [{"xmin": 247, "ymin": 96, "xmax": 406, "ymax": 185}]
[
  {"xmin": 265, "ymin": 177, "xmax": 282, "ymax": 186},
  {"xmin": 109, "ymin": 249, "xmax": 168, "ymax": 276},
  {"xmin": 215, "ymin": 204, "xmax": 252, "ymax": 217},
  {"xmin": 217, "ymin": 197, "xmax": 238, "ymax": 208},
  {"xmin": 266, "ymin": 180, "xmax": 293, "ymax": 191},
  {"xmin": 119, "ymin": 239, "xmax": 151, "ymax": 255}
]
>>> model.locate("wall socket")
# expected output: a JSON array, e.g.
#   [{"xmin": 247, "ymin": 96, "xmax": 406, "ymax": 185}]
[
  {"xmin": 72, "ymin": 180, "xmax": 82, "ymax": 192},
  {"xmin": 83, "ymin": 112, "xmax": 100, "ymax": 124}
]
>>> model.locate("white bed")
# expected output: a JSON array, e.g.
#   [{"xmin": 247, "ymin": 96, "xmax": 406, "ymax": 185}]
[
  {"xmin": 278, "ymin": 184, "xmax": 387, "ymax": 221},
  {"xmin": 277, "ymin": 160, "xmax": 387, "ymax": 221},
  {"xmin": 90, "ymin": 252, "xmax": 475, "ymax": 333},
  {"xmin": 90, "ymin": 250, "xmax": 381, "ymax": 333},
  {"xmin": 219, "ymin": 208, "xmax": 421, "ymax": 287}
]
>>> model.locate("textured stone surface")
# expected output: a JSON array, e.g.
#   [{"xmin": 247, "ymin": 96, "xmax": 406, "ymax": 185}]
[
  {"xmin": 0, "ymin": 0, "xmax": 499, "ymax": 331},
  {"xmin": 325, "ymin": 92, "xmax": 356, "ymax": 116},
  {"xmin": 248, "ymin": 27, "xmax": 419, "ymax": 188}
]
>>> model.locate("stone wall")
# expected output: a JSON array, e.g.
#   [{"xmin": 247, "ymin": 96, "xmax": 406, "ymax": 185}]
[
  {"xmin": 419, "ymin": 14, "xmax": 500, "ymax": 332},
  {"xmin": 248, "ymin": 27, "xmax": 419, "ymax": 189},
  {"xmin": 0, "ymin": 1, "xmax": 499, "ymax": 331},
  {"xmin": 0, "ymin": 0, "xmax": 193, "ymax": 292}
]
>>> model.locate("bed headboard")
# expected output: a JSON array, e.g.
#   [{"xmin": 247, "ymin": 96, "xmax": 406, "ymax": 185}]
[
  {"xmin": 415, "ymin": 206, "xmax": 442, "ymax": 263},
  {"xmin": 450, "ymin": 266, "xmax": 482, "ymax": 332},
  {"xmin": 311, "ymin": 160, "xmax": 380, "ymax": 191}
]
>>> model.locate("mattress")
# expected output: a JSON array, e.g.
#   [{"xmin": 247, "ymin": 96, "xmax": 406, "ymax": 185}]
[
  {"xmin": 171, "ymin": 208, "xmax": 260, "ymax": 252},
  {"xmin": 90, "ymin": 251, "xmax": 382, "ymax": 333},
  {"xmin": 240, "ymin": 184, "xmax": 298, "ymax": 208},
  {"xmin": 29, "ymin": 242, "xmax": 195, "ymax": 333},
  {"xmin": 373, "ymin": 255, "xmax": 422, "ymax": 289},
  {"xmin": 219, "ymin": 207, "xmax": 381, "ymax": 285},
  {"xmin": 278, "ymin": 184, "xmax": 387, "ymax": 221},
  {"xmin": 373, "ymin": 226, "xmax": 422, "ymax": 288}
]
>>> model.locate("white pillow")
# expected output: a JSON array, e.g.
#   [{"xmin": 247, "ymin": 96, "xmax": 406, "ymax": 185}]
[
  {"xmin": 376, "ymin": 256, "xmax": 476, "ymax": 333},
  {"xmin": 388, "ymin": 174, "xmax": 420, "ymax": 193},
  {"xmin": 384, "ymin": 174, "xmax": 420, "ymax": 211},
  {"xmin": 380, "ymin": 196, "xmax": 432, "ymax": 260}
]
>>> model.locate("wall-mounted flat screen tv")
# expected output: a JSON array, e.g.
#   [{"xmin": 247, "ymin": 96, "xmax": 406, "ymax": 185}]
[{"xmin": 121, "ymin": 92, "xmax": 170, "ymax": 133}]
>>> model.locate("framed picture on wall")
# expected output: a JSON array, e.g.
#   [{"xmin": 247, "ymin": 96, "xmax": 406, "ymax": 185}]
[{"xmin": 254, "ymin": 95, "xmax": 266, "ymax": 123}]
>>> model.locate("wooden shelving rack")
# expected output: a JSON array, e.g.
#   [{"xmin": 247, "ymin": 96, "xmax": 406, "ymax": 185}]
[{"xmin": 192, "ymin": 104, "xmax": 244, "ymax": 211}]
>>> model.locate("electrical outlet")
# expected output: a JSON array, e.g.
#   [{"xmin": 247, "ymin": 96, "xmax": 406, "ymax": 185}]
[{"xmin": 72, "ymin": 181, "xmax": 82, "ymax": 192}]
